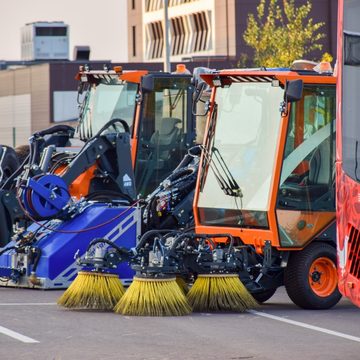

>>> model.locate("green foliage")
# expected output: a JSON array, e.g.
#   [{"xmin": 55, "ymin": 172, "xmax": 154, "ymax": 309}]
[{"xmin": 243, "ymin": 0, "xmax": 326, "ymax": 67}]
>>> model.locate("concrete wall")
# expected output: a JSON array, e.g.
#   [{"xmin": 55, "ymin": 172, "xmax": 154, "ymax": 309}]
[
  {"xmin": 128, "ymin": 0, "xmax": 144, "ymax": 62},
  {"xmin": 0, "ymin": 64, "xmax": 50, "ymax": 147},
  {"xmin": 214, "ymin": 0, "xmax": 236, "ymax": 57}
]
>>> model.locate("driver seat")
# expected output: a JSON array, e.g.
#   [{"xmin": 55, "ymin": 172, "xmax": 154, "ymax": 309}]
[{"xmin": 149, "ymin": 117, "xmax": 182, "ymax": 168}]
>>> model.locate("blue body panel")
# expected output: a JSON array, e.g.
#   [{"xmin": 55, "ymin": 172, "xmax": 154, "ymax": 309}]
[{"xmin": 0, "ymin": 203, "xmax": 140, "ymax": 288}]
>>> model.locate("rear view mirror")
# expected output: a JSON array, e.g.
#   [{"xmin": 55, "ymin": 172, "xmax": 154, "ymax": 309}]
[{"xmin": 285, "ymin": 79, "xmax": 303, "ymax": 102}]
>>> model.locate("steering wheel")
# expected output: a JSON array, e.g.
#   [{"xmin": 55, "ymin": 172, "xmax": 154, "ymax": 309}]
[{"xmin": 97, "ymin": 118, "xmax": 130, "ymax": 136}]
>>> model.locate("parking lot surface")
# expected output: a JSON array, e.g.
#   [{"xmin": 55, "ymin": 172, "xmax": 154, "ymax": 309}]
[{"xmin": 0, "ymin": 286, "xmax": 359, "ymax": 360}]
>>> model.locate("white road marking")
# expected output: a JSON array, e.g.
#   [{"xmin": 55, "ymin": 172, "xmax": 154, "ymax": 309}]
[
  {"xmin": 249, "ymin": 310, "xmax": 360, "ymax": 343},
  {"xmin": 0, "ymin": 303, "xmax": 56, "ymax": 306},
  {"xmin": 0, "ymin": 325, "xmax": 39, "ymax": 343}
]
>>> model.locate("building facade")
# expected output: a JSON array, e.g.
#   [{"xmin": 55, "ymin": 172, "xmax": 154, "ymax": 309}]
[
  {"xmin": 128, "ymin": 0, "xmax": 338, "ymax": 64},
  {"xmin": 0, "ymin": 62, "xmax": 93, "ymax": 147}
]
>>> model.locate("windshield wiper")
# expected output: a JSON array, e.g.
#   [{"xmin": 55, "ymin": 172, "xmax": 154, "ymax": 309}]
[
  {"xmin": 201, "ymin": 146, "xmax": 242, "ymax": 198},
  {"xmin": 199, "ymin": 103, "xmax": 242, "ymax": 198},
  {"xmin": 212, "ymin": 147, "xmax": 242, "ymax": 197}
]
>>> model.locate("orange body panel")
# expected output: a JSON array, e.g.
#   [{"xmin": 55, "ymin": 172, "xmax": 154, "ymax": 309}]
[
  {"xmin": 277, "ymin": 210, "xmax": 335, "ymax": 248},
  {"xmin": 120, "ymin": 70, "xmax": 148, "ymax": 84},
  {"xmin": 54, "ymin": 164, "xmax": 97, "ymax": 199}
]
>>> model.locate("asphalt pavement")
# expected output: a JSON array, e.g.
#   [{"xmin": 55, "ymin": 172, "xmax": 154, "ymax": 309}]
[{"xmin": 0, "ymin": 286, "xmax": 359, "ymax": 360}]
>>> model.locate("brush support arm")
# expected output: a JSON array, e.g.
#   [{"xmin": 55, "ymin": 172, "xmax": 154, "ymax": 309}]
[{"xmin": 78, "ymin": 238, "xmax": 133, "ymax": 271}]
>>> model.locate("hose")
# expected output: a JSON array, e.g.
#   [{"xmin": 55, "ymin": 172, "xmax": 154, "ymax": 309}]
[
  {"xmin": 0, "ymin": 246, "xmax": 16, "ymax": 256},
  {"xmin": 15, "ymin": 192, "xmax": 141, "ymax": 234},
  {"xmin": 30, "ymin": 247, "xmax": 42, "ymax": 273},
  {"xmin": 86, "ymin": 238, "xmax": 131, "ymax": 257}
]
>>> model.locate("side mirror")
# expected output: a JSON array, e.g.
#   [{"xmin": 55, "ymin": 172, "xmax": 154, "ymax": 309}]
[
  {"xmin": 285, "ymin": 79, "xmax": 303, "ymax": 102},
  {"xmin": 193, "ymin": 82, "xmax": 207, "ymax": 103}
]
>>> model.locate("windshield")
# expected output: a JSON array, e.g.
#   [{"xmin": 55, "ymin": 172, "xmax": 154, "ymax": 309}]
[
  {"xmin": 197, "ymin": 81, "xmax": 283, "ymax": 228},
  {"xmin": 135, "ymin": 77, "xmax": 193, "ymax": 197},
  {"xmin": 79, "ymin": 82, "xmax": 138, "ymax": 139}
]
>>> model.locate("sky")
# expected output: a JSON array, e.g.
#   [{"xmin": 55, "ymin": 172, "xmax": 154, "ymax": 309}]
[{"xmin": 0, "ymin": 0, "xmax": 128, "ymax": 61}]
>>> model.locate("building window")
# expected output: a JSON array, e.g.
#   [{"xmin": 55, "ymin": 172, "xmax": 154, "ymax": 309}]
[
  {"xmin": 132, "ymin": 26, "xmax": 136, "ymax": 57},
  {"xmin": 35, "ymin": 26, "xmax": 67, "ymax": 36},
  {"xmin": 132, "ymin": 0, "xmax": 135, "ymax": 10},
  {"xmin": 191, "ymin": 11, "xmax": 209, "ymax": 52},
  {"xmin": 145, "ymin": 21, "xmax": 163, "ymax": 59},
  {"xmin": 171, "ymin": 17, "xmax": 185, "ymax": 55}
]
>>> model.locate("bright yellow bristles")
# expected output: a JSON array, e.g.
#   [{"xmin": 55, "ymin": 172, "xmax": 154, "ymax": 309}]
[
  {"xmin": 187, "ymin": 274, "xmax": 258, "ymax": 312},
  {"xmin": 57, "ymin": 271, "xmax": 125, "ymax": 311},
  {"xmin": 114, "ymin": 276, "xmax": 192, "ymax": 316},
  {"xmin": 176, "ymin": 276, "xmax": 189, "ymax": 294}
]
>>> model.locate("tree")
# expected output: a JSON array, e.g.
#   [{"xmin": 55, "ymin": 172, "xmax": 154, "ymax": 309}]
[{"xmin": 243, "ymin": 0, "xmax": 326, "ymax": 67}]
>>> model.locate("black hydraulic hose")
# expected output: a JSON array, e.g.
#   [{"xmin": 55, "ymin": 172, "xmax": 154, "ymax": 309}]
[
  {"xmin": 166, "ymin": 233, "xmax": 198, "ymax": 258},
  {"xmin": 30, "ymin": 141, "xmax": 37, "ymax": 164},
  {"xmin": 85, "ymin": 189, "xmax": 133, "ymax": 204},
  {"xmin": 31, "ymin": 247, "xmax": 42, "ymax": 273},
  {"xmin": 168, "ymin": 233, "xmax": 234, "ymax": 258},
  {"xmin": 33, "ymin": 125, "xmax": 75, "ymax": 138},
  {"xmin": 135, "ymin": 229, "xmax": 179, "ymax": 251},
  {"xmin": 0, "ymin": 246, "xmax": 16, "ymax": 256},
  {"xmin": 166, "ymin": 167, "xmax": 195, "ymax": 184},
  {"xmin": 173, "ymin": 146, "xmax": 201, "ymax": 170},
  {"xmin": 86, "ymin": 238, "xmax": 131, "ymax": 257},
  {"xmin": 0, "ymin": 153, "xmax": 30, "ymax": 190}
]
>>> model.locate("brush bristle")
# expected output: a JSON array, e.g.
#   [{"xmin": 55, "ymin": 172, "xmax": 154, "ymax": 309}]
[
  {"xmin": 114, "ymin": 276, "xmax": 192, "ymax": 316},
  {"xmin": 57, "ymin": 271, "xmax": 125, "ymax": 310},
  {"xmin": 176, "ymin": 276, "xmax": 189, "ymax": 294},
  {"xmin": 187, "ymin": 274, "xmax": 257, "ymax": 312}
]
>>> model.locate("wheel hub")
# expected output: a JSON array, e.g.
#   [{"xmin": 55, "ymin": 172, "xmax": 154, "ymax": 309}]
[
  {"xmin": 311, "ymin": 270, "xmax": 321, "ymax": 282},
  {"xmin": 308, "ymin": 257, "xmax": 337, "ymax": 297}
]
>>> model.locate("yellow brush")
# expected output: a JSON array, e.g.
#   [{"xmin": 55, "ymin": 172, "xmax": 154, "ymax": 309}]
[
  {"xmin": 114, "ymin": 276, "xmax": 192, "ymax": 316},
  {"xmin": 176, "ymin": 276, "xmax": 189, "ymax": 294},
  {"xmin": 57, "ymin": 271, "xmax": 125, "ymax": 310},
  {"xmin": 187, "ymin": 274, "xmax": 257, "ymax": 312}
]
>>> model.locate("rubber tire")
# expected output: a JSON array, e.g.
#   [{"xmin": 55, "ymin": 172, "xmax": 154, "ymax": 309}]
[
  {"xmin": 252, "ymin": 288, "xmax": 277, "ymax": 303},
  {"xmin": 284, "ymin": 242, "xmax": 342, "ymax": 309},
  {"xmin": 0, "ymin": 146, "xmax": 19, "ymax": 184}
]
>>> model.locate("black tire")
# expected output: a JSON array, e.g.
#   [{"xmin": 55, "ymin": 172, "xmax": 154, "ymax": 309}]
[
  {"xmin": 0, "ymin": 146, "xmax": 19, "ymax": 185},
  {"xmin": 284, "ymin": 242, "xmax": 342, "ymax": 309},
  {"xmin": 252, "ymin": 288, "xmax": 277, "ymax": 303}
]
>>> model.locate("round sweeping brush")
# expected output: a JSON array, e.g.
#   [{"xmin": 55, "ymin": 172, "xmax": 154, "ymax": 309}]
[
  {"xmin": 176, "ymin": 276, "xmax": 189, "ymax": 294},
  {"xmin": 187, "ymin": 274, "xmax": 258, "ymax": 312},
  {"xmin": 57, "ymin": 271, "xmax": 125, "ymax": 310},
  {"xmin": 114, "ymin": 276, "xmax": 192, "ymax": 316}
]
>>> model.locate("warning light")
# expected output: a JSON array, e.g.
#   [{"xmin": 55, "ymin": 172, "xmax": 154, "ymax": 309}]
[
  {"xmin": 113, "ymin": 66, "xmax": 123, "ymax": 74},
  {"xmin": 313, "ymin": 61, "xmax": 333, "ymax": 74}
]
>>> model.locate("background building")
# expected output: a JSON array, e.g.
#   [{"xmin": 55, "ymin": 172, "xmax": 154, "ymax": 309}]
[
  {"xmin": 128, "ymin": 0, "xmax": 338, "ymax": 64},
  {"xmin": 0, "ymin": 62, "xmax": 81, "ymax": 147},
  {"xmin": 21, "ymin": 21, "xmax": 69, "ymax": 61},
  {"xmin": 0, "ymin": 0, "xmax": 339, "ymax": 147}
]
